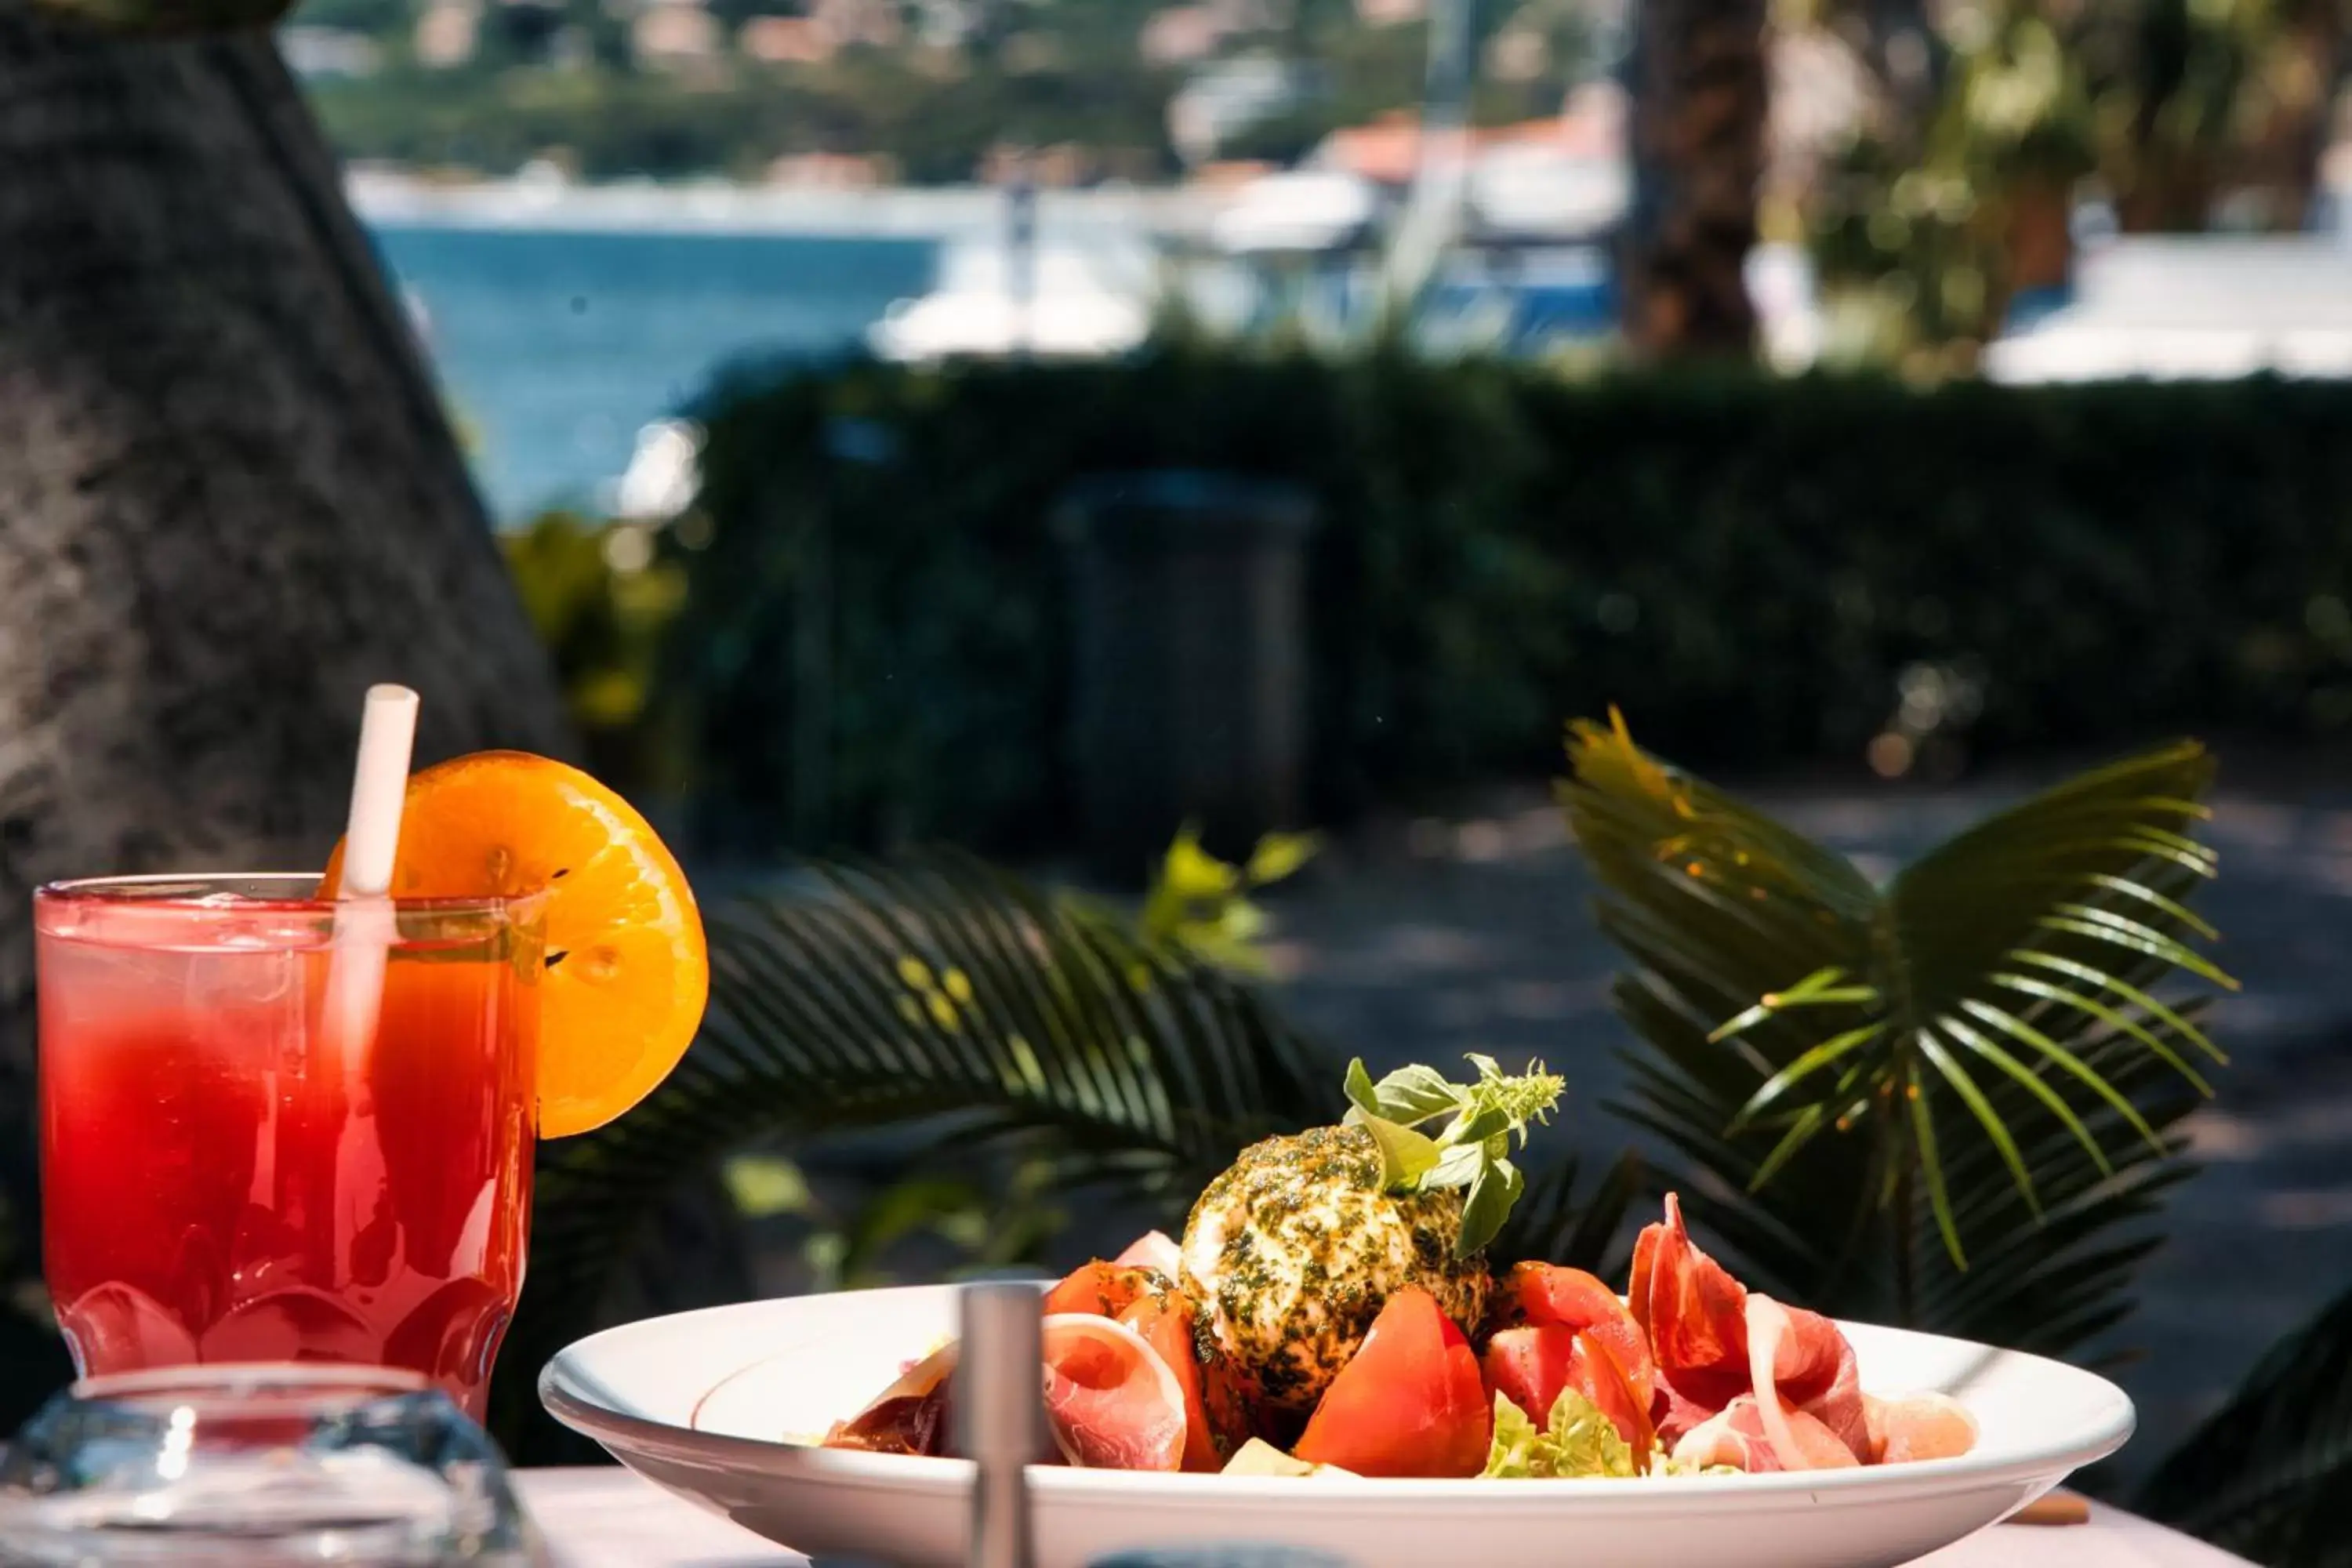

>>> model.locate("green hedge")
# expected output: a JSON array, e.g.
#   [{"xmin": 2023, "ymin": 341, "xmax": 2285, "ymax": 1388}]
[{"xmin": 672, "ymin": 351, "xmax": 2352, "ymax": 855}]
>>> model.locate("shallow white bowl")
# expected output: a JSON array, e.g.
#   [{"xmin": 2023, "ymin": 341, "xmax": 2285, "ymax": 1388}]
[{"xmin": 540, "ymin": 1285, "xmax": 2133, "ymax": 1568}]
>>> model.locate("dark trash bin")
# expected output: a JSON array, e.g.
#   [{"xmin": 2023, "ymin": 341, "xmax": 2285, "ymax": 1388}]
[{"xmin": 1059, "ymin": 473, "xmax": 1316, "ymax": 884}]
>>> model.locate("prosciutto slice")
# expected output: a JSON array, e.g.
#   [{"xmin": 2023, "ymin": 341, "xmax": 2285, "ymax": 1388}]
[
  {"xmin": 1674, "ymin": 1396, "xmax": 1860, "ymax": 1474},
  {"xmin": 1866, "ymin": 1392, "xmax": 1980, "ymax": 1464},
  {"xmin": 1630, "ymin": 1194, "xmax": 1755, "ymax": 1410},
  {"xmin": 1798, "ymin": 1330, "xmax": 1874, "ymax": 1461},
  {"xmin": 1652, "ymin": 1378, "xmax": 1719, "ymax": 1447},
  {"xmin": 1632, "ymin": 1193, "xmax": 1870, "ymax": 1466},
  {"xmin": 824, "ymin": 1339, "xmax": 960, "ymax": 1455},
  {"xmin": 823, "ymin": 1314, "xmax": 1190, "ymax": 1471}
]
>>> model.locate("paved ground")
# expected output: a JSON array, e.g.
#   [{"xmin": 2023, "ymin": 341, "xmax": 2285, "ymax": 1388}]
[{"xmin": 1247, "ymin": 764, "xmax": 2352, "ymax": 1488}]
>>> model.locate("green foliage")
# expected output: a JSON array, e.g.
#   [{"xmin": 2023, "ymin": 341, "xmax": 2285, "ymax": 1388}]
[
  {"xmin": 1133, "ymin": 826, "xmax": 1319, "ymax": 977},
  {"xmin": 721, "ymin": 1150, "xmax": 1069, "ymax": 1290},
  {"xmin": 501, "ymin": 510, "xmax": 690, "ymax": 793},
  {"xmin": 680, "ymin": 353, "xmax": 2352, "ymax": 858},
  {"xmin": 306, "ymin": 52, "xmax": 1181, "ymax": 183},
  {"xmin": 1488, "ymin": 1146, "xmax": 1641, "ymax": 1280},
  {"xmin": 1804, "ymin": 0, "xmax": 2327, "ymax": 357},
  {"xmin": 1809, "ymin": 3, "xmax": 2096, "ymax": 358},
  {"xmin": 1560, "ymin": 715, "xmax": 2229, "ymax": 1348},
  {"xmin": 2136, "ymin": 1272, "xmax": 2352, "ymax": 1566}
]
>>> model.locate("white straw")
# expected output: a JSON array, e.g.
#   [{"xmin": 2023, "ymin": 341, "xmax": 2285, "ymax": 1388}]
[
  {"xmin": 339, "ymin": 684, "xmax": 421, "ymax": 899},
  {"xmin": 326, "ymin": 684, "xmax": 419, "ymax": 1074}
]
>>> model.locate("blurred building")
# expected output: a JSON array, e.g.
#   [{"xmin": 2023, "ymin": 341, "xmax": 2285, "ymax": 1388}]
[
  {"xmin": 740, "ymin": 16, "xmax": 837, "ymax": 64},
  {"xmin": 1296, "ymin": 82, "xmax": 1628, "ymax": 242},
  {"xmin": 1141, "ymin": 6, "xmax": 1235, "ymax": 67},
  {"xmin": 1312, "ymin": 82, "xmax": 1623, "ymax": 185},
  {"xmin": 633, "ymin": 0, "xmax": 722, "ymax": 64},
  {"xmin": 808, "ymin": 0, "xmax": 904, "ymax": 49},
  {"xmin": 1313, "ymin": 111, "xmax": 1421, "ymax": 187},
  {"xmin": 413, "ymin": 0, "xmax": 480, "ymax": 67},
  {"xmin": 764, "ymin": 151, "xmax": 895, "ymax": 187}
]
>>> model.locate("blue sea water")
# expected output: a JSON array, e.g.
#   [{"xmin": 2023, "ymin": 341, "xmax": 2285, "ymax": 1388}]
[{"xmin": 368, "ymin": 226, "xmax": 938, "ymax": 521}]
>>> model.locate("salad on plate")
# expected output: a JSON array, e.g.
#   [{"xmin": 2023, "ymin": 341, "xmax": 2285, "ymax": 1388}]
[{"xmin": 822, "ymin": 1057, "xmax": 1979, "ymax": 1480}]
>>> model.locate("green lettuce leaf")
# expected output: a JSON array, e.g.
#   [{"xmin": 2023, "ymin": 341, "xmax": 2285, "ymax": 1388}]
[{"xmin": 1480, "ymin": 1388, "xmax": 1637, "ymax": 1479}]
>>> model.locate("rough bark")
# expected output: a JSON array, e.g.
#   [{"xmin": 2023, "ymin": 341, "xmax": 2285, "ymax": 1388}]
[
  {"xmin": 1619, "ymin": 0, "xmax": 1771, "ymax": 358},
  {"xmin": 30, "ymin": 0, "xmax": 295, "ymax": 34},
  {"xmin": 0, "ymin": 6, "xmax": 571, "ymax": 1262}
]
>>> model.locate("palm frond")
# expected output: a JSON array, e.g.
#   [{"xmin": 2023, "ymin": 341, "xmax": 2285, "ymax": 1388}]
[
  {"xmin": 1490, "ymin": 1148, "xmax": 1645, "ymax": 1279},
  {"xmin": 1561, "ymin": 715, "xmax": 2229, "ymax": 1348},
  {"xmin": 493, "ymin": 850, "xmax": 1330, "ymax": 1454},
  {"xmin": 2136, "ymin": 1277, "xmax": 2352, "ymax": 1567}
]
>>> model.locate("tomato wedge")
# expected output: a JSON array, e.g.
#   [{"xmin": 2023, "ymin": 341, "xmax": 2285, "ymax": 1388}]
[
  {"xmin": 1117, "ymin": 1287, "xmax": 1221, "ymax": 1472},
  {"xmin": 1577, "ymin": 1329, "xmax": 1656, "ymax": 1469},
  {"xmin": 1044, "ymin": 1261, "xmax": 1167, "ymax": 1319},
  {"xmin": 1481, "ymin": 1324, "xmax": 1653, "ymax": 1467},
  {"xmin": 1293, "ymin": 1288, "xmax": 1489, "ymax": 1478},
  {"xmin": 1495, "ymin": 1261, "xmax": 1658, "ymax": 1417},
  {"xmin": 1482, "ymin": 1324, "xmax": 1577, "ymax": 1425}
]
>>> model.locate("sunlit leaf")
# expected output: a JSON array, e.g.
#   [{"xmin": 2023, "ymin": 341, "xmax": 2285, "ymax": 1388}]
[{"xmin": 1246, "ymin": 831, "xmax": 1322, "ymax": 887}]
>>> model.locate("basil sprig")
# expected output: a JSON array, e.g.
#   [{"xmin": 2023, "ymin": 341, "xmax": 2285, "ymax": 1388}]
[{"xmin": 1342, "ymin": 1054, "xmax": 1565, "ymax": 1257}]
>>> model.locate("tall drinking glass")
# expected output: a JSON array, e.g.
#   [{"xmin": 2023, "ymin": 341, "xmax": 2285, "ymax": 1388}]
[{"xmin": 35, "ymin": 876, "xmax": 546, "ymax": 1420}]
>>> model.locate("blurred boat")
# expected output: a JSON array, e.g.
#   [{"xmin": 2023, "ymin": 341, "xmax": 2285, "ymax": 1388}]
[
  {"xmin": 1210, "ymin": 171, "xmax": 1383, "ymax": 256},
  {"xmin": 612, "ymin": 419, "xmax": 702, "ymax": 521},
  {"xmin": 869, "ymin": 236, "xmax": 1157, "ymax": 361}
]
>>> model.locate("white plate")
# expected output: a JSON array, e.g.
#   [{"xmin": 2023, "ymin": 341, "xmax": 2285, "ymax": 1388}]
[{"xmin": 540, "ymin": 1285, "xmax": 2133, "ymax": 1568}]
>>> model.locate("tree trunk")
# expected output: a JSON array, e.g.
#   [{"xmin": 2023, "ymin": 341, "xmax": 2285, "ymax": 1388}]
[
  {"xmin": 1619, "ymin": 0, "xmax": 1771, "ymax": 359},
  {"xmin": 0, "ymin": 6, "xmax": 571, "ymax": 1281}
]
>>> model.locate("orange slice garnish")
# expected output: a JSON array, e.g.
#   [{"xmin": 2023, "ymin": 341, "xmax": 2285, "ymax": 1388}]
[{"xmin": 325, "ymin": 750, "xmax": 707, "ymax": 1138}]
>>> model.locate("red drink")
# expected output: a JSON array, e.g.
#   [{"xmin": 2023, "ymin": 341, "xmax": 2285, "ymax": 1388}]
[{"xmin": 36, "ymin": 877, "xmax": 543, "ymax": 1418}]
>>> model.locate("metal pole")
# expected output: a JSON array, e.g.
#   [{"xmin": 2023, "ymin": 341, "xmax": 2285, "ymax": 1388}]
[
  {"xmin": 1382, "ymin": 0, "xmax": 1479, "ymax": 311},
  {"xmin": 1424, "ymin": 0, "xmax": 1475, "ymax": 147},
  {"xmin": 958, "ymin": 1282, "xmax": 1041, "ymax": 1568},
  {"xmin": 1006, "ymin": 166, "xmax": 1037, "ymax": 358}
]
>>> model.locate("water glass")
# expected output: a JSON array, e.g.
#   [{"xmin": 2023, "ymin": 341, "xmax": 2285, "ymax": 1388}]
[{"xmin": 0, "ymin": 1364, "xmax": 531, "ymax": 1566}]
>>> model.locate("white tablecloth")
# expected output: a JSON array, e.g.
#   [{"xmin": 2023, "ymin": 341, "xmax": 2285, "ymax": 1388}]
[{"xmin": 514, "ymin": 1467, "xmax": 2259, "ymax": 1568}]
